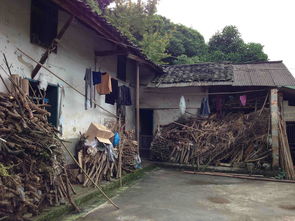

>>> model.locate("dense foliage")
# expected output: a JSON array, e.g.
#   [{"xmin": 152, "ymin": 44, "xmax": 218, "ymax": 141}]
[{"xmin": 92, "ymin": 0, "xmax": 268, "ymax": 64}]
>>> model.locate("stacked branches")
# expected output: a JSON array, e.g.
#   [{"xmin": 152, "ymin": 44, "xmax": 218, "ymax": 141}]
[
  {"xmin": 151, "ymin": 111, "xmax": 271, "ymax": 167},
  {"xmin": 0, "ymin": 79, "xmax": 77, "ymax": 220}
]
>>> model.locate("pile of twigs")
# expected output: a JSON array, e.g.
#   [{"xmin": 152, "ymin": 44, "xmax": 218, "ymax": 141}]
[
  {"xmin": 77, "ymin": 142, "xmax": 118, "ymax": 186},
  {"xmin": 0, "ymin": 64, "xmax": 78, "ymax": 220},
  {"xmin": 121, "ymin": 131, "xmax": 138, "ymax": 173},
  {"xmin": 151, "ymin": 110, "xmax": 271, "ymax": 168},
  {"xmin": 75, "ymin": 130, "xmax": 139, "ymax": 186}
]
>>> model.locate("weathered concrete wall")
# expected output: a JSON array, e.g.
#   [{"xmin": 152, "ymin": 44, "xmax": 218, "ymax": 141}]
[
  {"xmin": 0, "ymin": 0, "xmax": 140, "ymax": 162},
  {"xmin": 141, "ymin": 86, "xmax": 208, "ymax": 131}
]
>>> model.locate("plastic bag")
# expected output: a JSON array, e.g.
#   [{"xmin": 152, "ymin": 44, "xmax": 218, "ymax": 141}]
[{"xmin": 113, "ymin": 132, "xmax": 120, "ymax": 146}]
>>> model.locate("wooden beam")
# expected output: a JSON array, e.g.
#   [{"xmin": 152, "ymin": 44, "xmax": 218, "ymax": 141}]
[
  {"xmin": 136, "ymin": 62, "xmax": 140, "ymax": 155},
  {"xmin": 31, "ymin": 15, "xmax": 74, "ymax": 79},
  {"xmin": 271, "ymin": 88, "xmax": 279, "ymax": 169},
  {"xmin": 52, "ymin": 0, "xmax": 123, "ymax": 44},
  {"xmin": 95, "ymin": 49, "xmax": 126, "ymax": 57},
  {"xmin": 128, "ymin": 53, "xmax": 148, "ymax": 64}
]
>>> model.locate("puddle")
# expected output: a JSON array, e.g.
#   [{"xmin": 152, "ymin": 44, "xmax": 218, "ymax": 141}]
[
  {"xmin": 279, "ymin": 205, "xmax": 295, "ymax": 211},
  {"xmin": 208, "ymin": 197, "xmax": 230, "ymax": 204}
]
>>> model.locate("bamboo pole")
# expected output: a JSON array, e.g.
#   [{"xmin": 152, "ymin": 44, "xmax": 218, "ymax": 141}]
[
  {"xmin": 57, "ymin": 137, "xmax": 120, "ymax": 209},
  {"xmin": 184, "ymin": 171, "xmax": 295, "ymax": 184}
]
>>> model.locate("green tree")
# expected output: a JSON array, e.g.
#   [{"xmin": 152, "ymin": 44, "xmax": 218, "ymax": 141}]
[
  {"xmin": 140, "ymin": 32, "xmax": 170, "ymax": 64},
  {"xmin": 208, "ymin": 25, "xmax": 268, "ymax": 63}
]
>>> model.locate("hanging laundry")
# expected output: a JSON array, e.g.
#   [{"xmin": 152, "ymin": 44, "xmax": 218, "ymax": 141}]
[
  {"xmin": 240, "ymin": 95, "xmax": 247, "ymax": 106},
  {"xmin": 105, "ymin": 78, "xmax": 119, "ymax": 105},
  {"xmin": 200, "ymin": 97, "xmax": 210, "ymax": 117},
  {"xmin": 84, "ymin": 68, "xmax": 93, "ymax": 110},
  {"xmin": 117, "ymin": 85, "xmax": 132, "ymax": 106},
  {"xmin": 216, "ymin": 95, "xmax": 223, "ymax": 117},
  {"xmin": 179, "ymin": 96, "xmax": 186, "ymax": 115},
  {"xmin": 96, "ymin": 72, "xmax": 112, "ymax": 95},
  {"xmin": 92, "ymin": 71, "xmax": 101, "ymax": 85}
]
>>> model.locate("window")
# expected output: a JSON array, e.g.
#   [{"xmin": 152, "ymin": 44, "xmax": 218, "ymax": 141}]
[
  {"xmin": 29, "ymin": 80, "xmax": 59, "ymax": 127},
  {"xmin": 117, "ymin": 55, "xmax": 127, "ymax": 81},
  {"xmin": 30, "ymin": 0, "xmax": 58, "ymax": 48}
]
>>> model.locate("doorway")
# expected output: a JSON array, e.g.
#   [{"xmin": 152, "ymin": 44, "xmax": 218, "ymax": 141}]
[{"xmin": 139, "ymin": 109, "xmax": 153, "ymax": 158}]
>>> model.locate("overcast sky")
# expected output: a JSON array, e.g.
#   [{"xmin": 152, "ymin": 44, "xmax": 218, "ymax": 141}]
[{"xmin": 157, "ymin": 0, "xmax": 295, "ymax": 74}]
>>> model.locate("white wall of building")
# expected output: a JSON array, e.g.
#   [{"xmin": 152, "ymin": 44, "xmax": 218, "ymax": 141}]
[
  {"xmin": 0, "ymin": 0, "xmax": 138, "ymax": 143},
  {"xmin": 141, "ymin": 86, "xmax": 208, "ymax": 131}
]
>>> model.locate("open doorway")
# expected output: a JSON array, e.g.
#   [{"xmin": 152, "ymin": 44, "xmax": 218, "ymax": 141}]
[{"xmin": 139, "ymin": 109, "xmax": 153, "ymax": 158}]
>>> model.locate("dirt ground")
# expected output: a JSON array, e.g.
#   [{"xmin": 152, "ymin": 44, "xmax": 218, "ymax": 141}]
[{"xmin": 79, "ymin": 168, "xmax": 295, "ymax": 221}]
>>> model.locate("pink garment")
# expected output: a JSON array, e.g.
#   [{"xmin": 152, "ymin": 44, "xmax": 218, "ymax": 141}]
[{"xmin": 240, "ymin": 95, "xmax": 247, "ymax": 106}]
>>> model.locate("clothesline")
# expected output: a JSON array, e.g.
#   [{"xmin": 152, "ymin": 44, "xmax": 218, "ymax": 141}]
[{"xmin": 17, "ymin": 48, "xmax": 118, "ymax": 118}]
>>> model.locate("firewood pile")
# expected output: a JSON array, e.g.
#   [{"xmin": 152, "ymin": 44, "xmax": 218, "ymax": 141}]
[
  {"xmin": 77, "ymin": 139, "xmax": 118, "ymax": 186},
  {"xmin": 121, "ymin": 131, "xmax": 139, "ymax": 173},
  {"xmin": 0, "ymin": 74, "xmax": 77, "ymax": 220},
  {"xmin": 151, "ymin": 110, "xmax": 272, "ymax": 168},
  {"xmin": 74, "ymin": 130, "xmax": 139, "ymax": 186}
]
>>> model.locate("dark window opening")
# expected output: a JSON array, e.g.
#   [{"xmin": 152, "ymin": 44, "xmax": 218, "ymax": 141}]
[
  {"xmin": 30, "ymin": 0, "xmax": 58, "ymax": 48},
  {"xmin": 286, "ymin": 122, "xmax": 295, "ymax": 164},
  {"xmin": 117, "ymin": 55, "xmax": 127, "ymax": 81},
  {"xmin": 29, "ymin": 80, "xmax": 59, "ymax": 127},
  {"xmin": 139, "ymin": 109, "xmax": 153, "ymax": 158}
]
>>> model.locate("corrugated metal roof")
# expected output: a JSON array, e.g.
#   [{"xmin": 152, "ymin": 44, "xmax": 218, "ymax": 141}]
[
  {"xmin": 148, "ymin": 61, "xmax": 295, "ymax": 88},
  {"xmin": 232, "ymin": 61, "xmax": 295, "ymax": 86}
]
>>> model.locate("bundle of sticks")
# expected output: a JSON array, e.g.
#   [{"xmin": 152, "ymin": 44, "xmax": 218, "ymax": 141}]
[
  {"xmin": 121, "ymin": 131, "xmax": 138, "ymax": 173},
  {"xmin": 75, "ymin": 130, "xmax": 139, "ymax": 186},
  {"xmin": 77, "ymin": 141, "xmax": 118, "ymax": 186},
  {"xmin": 151, "ymin": 110, "xmax": 271, "ymax": 168},
  {"xmin": 0, "ymin": 66, "xmax": 77, "ymax": 220}
]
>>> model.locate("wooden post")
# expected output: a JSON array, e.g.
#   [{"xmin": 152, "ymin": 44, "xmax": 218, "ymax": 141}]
[
  {"xmin": 136, "ymin": 62, "xmax": 140, "ymax": 155},
  {"xmin": 270, "ymin": 88, "xmax": 279, "ymax": 169}
]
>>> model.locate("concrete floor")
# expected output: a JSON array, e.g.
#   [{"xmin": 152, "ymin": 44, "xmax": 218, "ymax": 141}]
[{"xmin": 80, "ymin": 169, "xmax": 295, "ymax": 221}]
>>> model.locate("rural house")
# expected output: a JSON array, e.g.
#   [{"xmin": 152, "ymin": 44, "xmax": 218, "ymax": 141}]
[
  {"xmin": 141, "ymin": 61, "xmax": 295, "ymax": 173},
  {"xmin": 0, "ymin": 0, "xmax": 161, "ymax": 163}
]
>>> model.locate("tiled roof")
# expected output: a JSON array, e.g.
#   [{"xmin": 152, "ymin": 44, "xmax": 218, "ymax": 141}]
[
  {"xmin": 152, "ymin": 63, "xmax": 233, "ymax": 86},
  {"xmin": 149, "ymin": 61, "xmax": 295, "ymax": 88},
  {"xmin": 51, "ymin": 0, "xmax": 160, "ymax": 71}
]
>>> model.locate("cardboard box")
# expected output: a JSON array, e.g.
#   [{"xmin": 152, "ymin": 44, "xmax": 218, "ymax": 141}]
[{"xmin": 85, "ymin": 123, "xmax": 114, "ymax": 144}]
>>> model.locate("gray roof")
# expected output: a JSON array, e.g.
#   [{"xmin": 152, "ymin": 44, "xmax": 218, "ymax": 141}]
[
  {"xmin": 232, "ymin": 61, "xmax": 295, "ymax": 86},
  {"xmin": 149, "ymin": 61, "xmax": 295, "ymax": 88}
]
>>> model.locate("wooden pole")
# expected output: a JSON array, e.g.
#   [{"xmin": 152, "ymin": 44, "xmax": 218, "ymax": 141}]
[
  {"xmin": 136, "ymin": 62, "xmax": 140, "ymax": 155},
  {"xmin": 31, "ymin": 15, "xmax": 74, "ymax": 79},
  {"xmin": 17, "ymin": 48, "xmax": 118, "ymax": 118},
  {"xmin": 184, "ymin": 171, "xmax": 295, "ymax": 184},
  {"xmin": 270, "ymin": 88, "xmax": 279, "ymax": 169},
  {"xmin": 57, "ymin": 137, "xmax": 120, "ymax": 209}
]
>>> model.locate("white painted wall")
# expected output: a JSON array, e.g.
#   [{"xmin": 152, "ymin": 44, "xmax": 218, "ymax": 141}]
[
  {"xmin": 141, "ymin": 86, "xmax": 208, "ymax": 130},
  {"xmin": 0, "ymin": 0, "xmax": 139, "ymax": 140}
]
